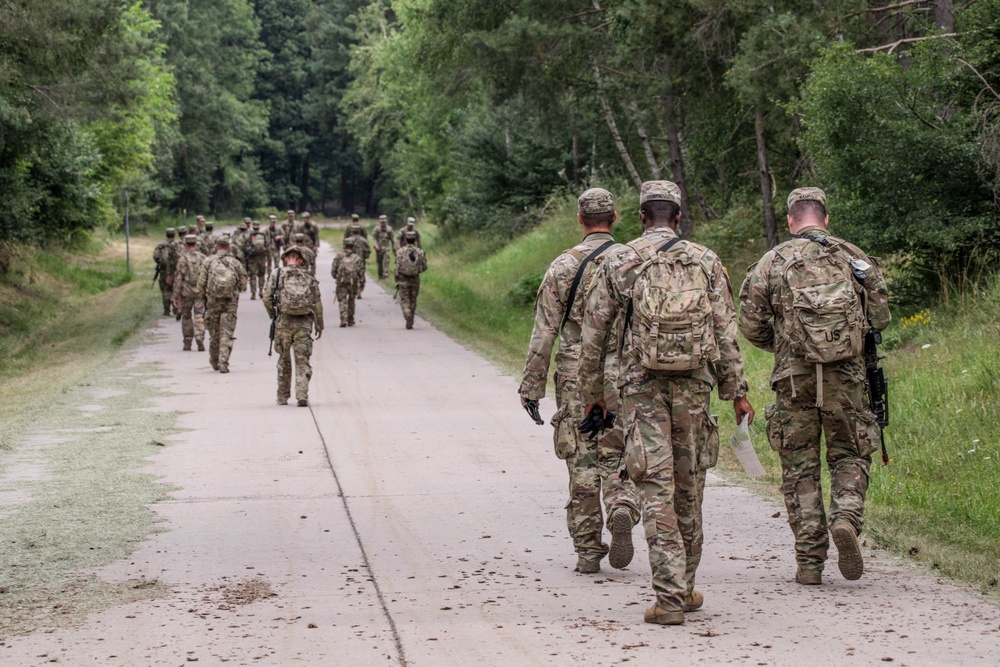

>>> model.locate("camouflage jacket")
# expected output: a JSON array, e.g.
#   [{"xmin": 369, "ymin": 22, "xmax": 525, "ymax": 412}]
[
  {"xmin": 394, "ymin": 244, "xmax": 426, "ymax": 285},
  {"xmin": 153, "ymin": 241, "xmax": 177, "ymax": 276},
  {"xmin": 198, "ymin": 232, "xmax": 216, "ymax": 256},
  {"xmin": 519, "ymin": 232, "xmax": 623, "ymax": 401},
  {"xmin": 349, "ymin": 234, "xmax": 371, "ymax": 260},
  {"xmin": 196, "ymin": 253, "xmax": 248, "ymax": 302},
  {"xmin": 738, "ymin": 226, "xmax": 890, "ymax": 387},
  {"xmin": 578, "ymin": 226, "xmax": 748, "ymax": 405},
  {"xmin": 246, "ymin": 231, "xmax": 269, "ymax": 257},
  {"xmin": 171, "ymin": 249, "xmax": 207, "ymax": 301},
  {"xmin": 331, "ymin": 252, "xmax": 364, "ymax": 287},
  {"xmin": 230, "ymin": 232, "xmax": 247, "ymax": 263},
  {"xmin": 262, "ymin": 267, "xmax": 324, "ymax": 331},
  {"xmin": 397, "ymin": 227, "xmax": 422, "ymax": 248},
  {"xmin": 371, "ymin": 225, "xmax": 395, "ymax": 252}
]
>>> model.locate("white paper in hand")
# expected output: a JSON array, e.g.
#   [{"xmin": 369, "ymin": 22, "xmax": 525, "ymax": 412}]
[{"xmin": 730, "ymin": 415, "xmax": 766, "ymax": 477}]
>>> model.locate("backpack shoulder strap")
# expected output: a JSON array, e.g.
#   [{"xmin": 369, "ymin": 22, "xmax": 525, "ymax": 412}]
[
  {"xmin": 560, "ymin": 239, "xmax": 616, "ymax": 332},
  {"xmin": 624, "ymin": 236, "xmax": 684, "ymax": 330}
]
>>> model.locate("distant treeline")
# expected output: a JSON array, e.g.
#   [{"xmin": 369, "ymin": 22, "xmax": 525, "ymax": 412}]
[{"xmin": 2, "ymin": 1, "xmax": 999, "ymax": 288}]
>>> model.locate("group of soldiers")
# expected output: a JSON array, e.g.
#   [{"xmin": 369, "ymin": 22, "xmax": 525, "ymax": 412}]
[
  {"xmin": 520, "ymin": 181, "xmax": 889, "ymax": 626},
  {"xmin": 152, "ymin": 211, "xmax": 428, "ymax": 404}
]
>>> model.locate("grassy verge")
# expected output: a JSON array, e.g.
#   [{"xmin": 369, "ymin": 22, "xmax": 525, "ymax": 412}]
[{"xmin": 407, "ymin": 197, "xmax": 1000, "ymax": 596}]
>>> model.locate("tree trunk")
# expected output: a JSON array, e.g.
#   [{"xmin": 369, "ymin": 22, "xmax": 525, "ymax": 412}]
[
  {"xmin": 629, "ymin": 100, "xmax": 660, "ymax": 180},
  {"xmin": 299, "ymin": 157, "xmax": 311, "ymax": 212},
  {"xmin": 572, "ymin": 130, "xmax": 580, "ymax": 188},
  {"xmin": 755, "ymin": 109, "xmax": 779, "ymax": 249},
  {"xmin": 591, "ymin": 62, "xmax": 643, "ymax": 189},
  {"xmin": 934, "ymin": 0, "xmax": 954, "ymax": 31},
  {"xmin": 664, "ymin": 92, "xmax": 694, "ymax": 238}
]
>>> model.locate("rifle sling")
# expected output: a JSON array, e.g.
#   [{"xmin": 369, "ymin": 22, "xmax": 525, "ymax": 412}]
[{"xmin": 560, "ymin": 240, "xmax": 616, "ymax": 333}]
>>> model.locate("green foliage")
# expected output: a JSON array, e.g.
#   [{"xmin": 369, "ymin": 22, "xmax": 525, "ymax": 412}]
[{"xmin": 801, "ymin": 42, "xmax": 998, "ymax": 292}]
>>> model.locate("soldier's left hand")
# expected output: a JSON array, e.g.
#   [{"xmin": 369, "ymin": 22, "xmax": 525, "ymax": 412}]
[
  {"xmin": 313, "ymin": 329, "xmax": 322, "ymax": 340},
  {"xmin": 734, "ymin": 395, "xmax": 755, "ymax": 426}
]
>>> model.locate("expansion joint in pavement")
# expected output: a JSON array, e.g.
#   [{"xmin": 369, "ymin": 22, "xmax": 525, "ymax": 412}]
[{"xmin": 308, "ymin": 405, "xmax": 408, "ymax": 667}]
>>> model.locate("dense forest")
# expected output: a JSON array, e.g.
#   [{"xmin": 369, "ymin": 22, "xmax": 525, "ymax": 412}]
[{"xmin": 2, "ymin": 0, "xmax": 999, "ymax": 288}]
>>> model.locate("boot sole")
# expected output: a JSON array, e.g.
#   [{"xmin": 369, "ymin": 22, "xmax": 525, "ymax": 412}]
[
  {"xmin": 832, "ymin": 524, "xmax": 864, "ymax": 581},
  {"xmin": 608, "ymin": 510, "xmax": 634, "ymax": 569}
]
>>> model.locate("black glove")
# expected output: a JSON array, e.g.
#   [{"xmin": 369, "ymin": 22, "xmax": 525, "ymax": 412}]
[
  {"xmin": 579, "ymin": 404, "xmax": 616, "ymax": 441},
  {"xmin": 523, "ymin": 399, "xmax": 545, "ymax": 426}
]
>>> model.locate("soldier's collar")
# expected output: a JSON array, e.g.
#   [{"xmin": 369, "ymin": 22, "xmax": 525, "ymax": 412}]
[{"xmin": 583, "ymin": 231, "xmax": 614, "ymax": 240}]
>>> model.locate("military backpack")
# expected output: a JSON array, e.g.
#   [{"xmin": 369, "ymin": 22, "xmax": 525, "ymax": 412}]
[
  {"xmin": 206, "ymin": 256, "xmax": 240, "ymax": 300},
  {"xmin": 278, "ymin": 268, "xmax": 315, "ymax": 316},
  {"xmin": 627, "ymin": 236, "xmax": 720, "ymax": 372},
  {"xmin": 396, "ymin": 246, "xmax": 425, "ymax": 277},
  {"xmin": 775, "ymin": 236, "xmax": 867, "ymax": 364},
  {"xmin": 334, "ymin": 254, "xmax": 363, "ymax": 288}
]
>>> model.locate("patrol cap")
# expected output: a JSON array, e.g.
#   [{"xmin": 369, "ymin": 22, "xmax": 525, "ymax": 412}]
[
  {"xmin": 268, "ymin": 214, "xmax": 277, "ymax": 221},
  {"xmin": 351, "ymin": 213, "xmax": 360, "ymax": 221},
  {"xmin": 287, "ymin": 210, "xmax": 296, "ymax": 216},
  {"xmin": 205, "ymin": 221, "xmax": 213, "ymax": 230},
  {"xmin": 243, "ymin": 217, "xmax": 252, "ymax": 224},
  {"xmin": 303, "ymin": 211, "xmax": 311, "ymax": 218},
  {"xmin": 578, "ymin": 188, "xmax": 615, "ymax": 214},
  {"xmin": 178, "ymin": 226, "xmax": 188, "ymax": 234},
  {"xmin": 378, "ymin": 214, "xmax": 387, "ymax": 221},
  {"xmin": 166, "ymin": 227, "xmax": 176, "ymax": 237},
  {"xmin": 639, "ymin": 180, "xmax": 682, "ymax": 206},
  {"xmin": 294, "ymin": 233, "xmax": 305, "ymax": 241},
  {"xmin": 252, "ymin": 221, "xmax": 260, "ymax": 228},
  {"xmin": 184, "ymin": 234, "xmax": 198, "ymax": 245},
  {"xmin": 343, "ymin": 236, "xmax": 356, "ymax": 247},
  {"xmin": 787, "ymin": 187, "xmax": 827, "ymax": 209},
  {"xmin": 406, "ymin": 216, "xmax": 416, "ymax": 224},
  {"xmin": 196, "ymin": 215, "xmax": 205, "ymax": 221},
  {"xmin": 238, "ymin": 222, "xmax": 248, "ymax": 230},
  {"xmin": 215, "ymin": 234, "xmax": 231, "ymax": 247}
]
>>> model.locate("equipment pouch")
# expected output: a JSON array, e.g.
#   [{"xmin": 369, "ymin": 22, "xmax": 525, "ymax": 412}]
[
  {"xmin": 697, "ymin": 413, "xmax": 721, "ymax": 471},
  {"xmin": 552, "ymin": 407, "xmax": 577, "ymax": 460}
]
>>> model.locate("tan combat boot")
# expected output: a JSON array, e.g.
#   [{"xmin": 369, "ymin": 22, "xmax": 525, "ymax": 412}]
[
  {"xmin": 831, "ymin": 521, "xmax": 864, "ymax": 580},
  {"xmin": 795, "ymin": 567, "xmax": 823, "ymax": 585},
  {"xmin": 607, "ymin": 507, "xmax": 635, "ymax": 569},
  {"xmin": 575, "ymin": 555, "xmax": 601, "ymax": 574},
  {"xmin": 644, "ymin": 604, "xmax": 684, "ymax": 626},
  {"xmin": 683, "ymin": 589, "xmax": 704, "ymax": 611}
]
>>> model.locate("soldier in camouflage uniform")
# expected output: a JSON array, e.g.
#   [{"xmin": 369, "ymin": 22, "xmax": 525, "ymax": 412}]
[
  {"xmin": 301, "ymin": 212, "xmax": 319, "ymax": 247},
  {"xmin": 281, "ymin": 210, "xmax": 296, "ymax": 242},
  {"xmin": 331, "ymin": 237, "xmax": 364, "ymax": 327},
  {"xmin": 292, "ymin": 233, "xmax": 316, "ymax": 275},
  {"xmin": 397, "ymin": 217, "xmax": 422, "ymax": 248},
  {"xmin": 738, "ymin": 187, "xmax": 890, "ymax": 586},
  {"xmin": 199, "ymin": 221, "xmax": 216, "ymax": 256},
  {"xmin": 265, "ymin": 215, "xmax": 280, "ymax": 273},
  {"xmin": 346, "ymin": 221, "xmax": 370, "ymax": 297},
  {"xmin": 171, "ymin": 234, "xmax": 207, "ymax": 352},
  {"xmin": 394, "ymin": 230, "xmax": 426, "ymax": 329},
  {"xmin": 519, "ymin": 188, "xmax": 642, "ymax": 575},
  {"xmin": 231, "ymin": 221, "xmax": 249, "ymax": 273},
  {"xmin": 578, "ymin": 181, "xmax": 753, "ymax": 626},
  {"xmin": 197, "ymin": 235, "xmax": 248, "ymax": 373},
  {"xmin": 245, "ymin": 221, "xmax": 269, "ymax": 300},
  {"xmin": 372, "ymin": 215, "xmax": 395, "ymax": 279},
  {"xmin": 153, "ymin": 228, "xmax": 178, "ymax": 316},
  {"xmin": 263, "ymin": 247, "xmax": 324, "ymax": 406},
  {"xmin": 194, "ymin": 215, "xmax": 205, "ymax": 234}
]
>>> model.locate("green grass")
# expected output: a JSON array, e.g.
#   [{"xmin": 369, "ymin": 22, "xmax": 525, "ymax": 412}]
[{"xmin": 406, "ymin": 196, "xmax": 1000, "ymax": 595}]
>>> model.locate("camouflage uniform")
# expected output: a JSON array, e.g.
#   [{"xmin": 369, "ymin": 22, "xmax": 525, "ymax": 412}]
[
  {"xmin": 302, "ymin": 213, "xmax": 319, "ymax": 247},
  {"xmin": 291, "ymin": 235, "xmax": 317, "ymax": 275},
  {"xmin": 578, "ymin": 181, "xmax": 748, "ymax": 615},
  {"xmin": 245, "ymin": 225, "xmax": 269, "ymax": 299},
  {"xmin": 519, "ymin": 193, "xmax": 641, "ymax": 569},
  {"xmin": 171, "ymin": 237, "xmax": 207, "ymax": 351},
  {"xmin": 371, "ymin": 217, "xmax": 395, "ymax": 279},
  {"xmin": 331, "ymin": 240, "xmax": 364, "ymax": 327},
  {"xmin": 738, "ymin": 187, "xmax": 890, "ymax": 579},
  {"xmin": 347, "ymin": 224, "xmax": 370, "ymax": 295},
  {"xmin": 199, "ymin": 224, "xmax": 216, "ymax": 256},
  {"xmin": 231, "ymin": 223, "xmax": 249, "ymax": 272},
  {"xmin": 153, "ymin": 229, "xmax": 178, "ymax": 316},
  {"xmin": 394, "ymin": 235, "xmax": 426, "ymax": 329},
  {"xmin": 265, "ymin": 219, "xmax": 280, "ymax": 272},
  {"xmin": 397, "ymin": 218, "xmax": 422, "ymax": 248},
  {"xmin": 197, "ymin": 244, "xmax": 248, "ymax": 372},
  {"xmin": 263, "ymin": 252, "xmax": 324, "ymax": 405}
]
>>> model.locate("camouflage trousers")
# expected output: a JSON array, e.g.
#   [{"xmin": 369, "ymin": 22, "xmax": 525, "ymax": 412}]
[
  {"xmin": 336, "ymin": 284, "xmax": 358, "ymax": 326},
  {"xmin": 376, "ymin": 249, "xmax": 390, "ymax": 279},
  {"xmin": 622, "ymin": 376, "xmax": 719, "ymax": 612},
  {"xmin": 247, "ymin": 255, "xmax": 267, "ymax": 296},
  {"xmin": 765, "ymin": 370, "xmax": 879, "ymax": 572},
  {"xmin": 553, "ymin": 377, "xmax": 641, "ymax": 560},
  {"xmin": 274, "ymin": 326, "xmax": 313, "ymax": 402},
  {"xmin": 359, "ymin": 260, "xmax": 367, "ymax": 293},
  {"xmin": 205, "ymin": 298, "xmax": 238, "ymax": 370},
  {"xmin": 178, "ymin": 297, "xmax": 205, "ymax": 347},
  {"xmin": 158, "ymin": 274, "xmax": 173, "ymax": 315},
  {"xmin": 398, "ymin": 280, "xmax": 419, "ymax": 327}
]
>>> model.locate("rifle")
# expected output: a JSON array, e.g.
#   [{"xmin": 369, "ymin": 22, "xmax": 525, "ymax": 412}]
[
  {"xmin": 393, "ymin": 285, "xmax": 399, "ymax": 301},
  {"xmin": 268, "ymin": 268, "xmax": 281, "ymax": 357},
  {"xmin": 151, "ymin": 262, "xmax": 161, "ymax": 288},
  {"xmin": 865, "ymin": 327, "xmax": 889, "ymax": 464}
]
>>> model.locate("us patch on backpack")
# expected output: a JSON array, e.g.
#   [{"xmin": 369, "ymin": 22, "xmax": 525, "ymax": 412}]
[
  {"xmin": 780, "ymin": 240, "xmax": 866, "ymax": 364},
  {"xmin": 629, "ymin": 238, "xmax": 719, "ymax": 372}
]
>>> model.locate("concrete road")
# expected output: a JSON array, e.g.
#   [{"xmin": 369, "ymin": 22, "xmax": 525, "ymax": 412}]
[{"xmin": 2, "ymin": 240, "xmax": 999, "ymax": 666}]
